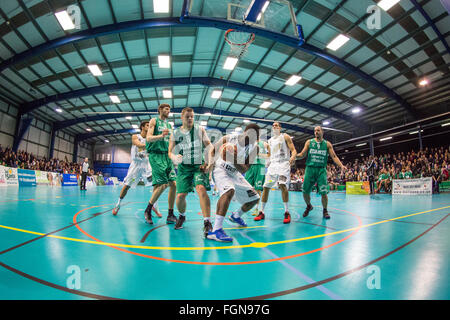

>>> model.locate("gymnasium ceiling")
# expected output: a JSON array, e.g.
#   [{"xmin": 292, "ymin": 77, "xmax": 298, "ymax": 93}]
[{"xmin": 0, "ymin": 0, "xmax": 449, "ymax": 146}]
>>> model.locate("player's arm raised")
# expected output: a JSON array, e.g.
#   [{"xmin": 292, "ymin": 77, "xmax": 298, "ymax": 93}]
[
  {"xmin": 285, "ymin": 134, "xmax": 298, "ymax": 166},
  {"xmin": 297, "ymin": 139, "xmax": 310, "ymax": 160},
  {"xmin": 327, "ymin": 141, "xmax": 346, "ymax": 171}
]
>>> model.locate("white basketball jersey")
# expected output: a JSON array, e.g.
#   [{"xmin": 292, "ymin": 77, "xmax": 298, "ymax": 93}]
[
  {"xmin": 131, "ymin": 134, "xmax": 148, "ymax": 162},
  {"xmin": 216, "ymin": 133, "xmax": 257, "ymax": 172},
  {"xmin": 228, "ymin": 133, "xmax": 256, "ymax": 164},
  {"xmin": 268, "ymin": 133, "xmax": 290, "ymax": 164}
]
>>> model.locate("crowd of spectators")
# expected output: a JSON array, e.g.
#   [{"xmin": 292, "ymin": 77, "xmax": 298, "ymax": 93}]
[
  {"xmin": 2, "ymin": 143, "xmax": 449, "ymax": 193},
  {"xmin": 290, "ymin": 146, "xmax": 449, "ymax": 194},
  {"xmin": 0, "ymin": 145, "xmax": 101, "ymax": 176}
]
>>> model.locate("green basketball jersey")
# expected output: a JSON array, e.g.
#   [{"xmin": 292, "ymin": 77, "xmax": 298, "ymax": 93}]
[
  {"xmin": 173, "ymin": 123, "xmax": 204, "ymax": 165},
  {"xmin": 305, "ymin": 138, "xmax": 328, "ymax": 168},
  {"xmin": 146, "ymin": 117, "xmax": 172, "ymax": 153},
  {"xmin": 255, "ymin": 140, "xmax": 267, "ymax": 166}
]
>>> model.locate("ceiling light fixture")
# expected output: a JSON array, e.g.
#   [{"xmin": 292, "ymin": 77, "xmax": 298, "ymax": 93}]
[
  {"xmin": 162, "ymin": 89, "xmax": 172, "ymax": 98},
  {"xmin": 377, "ymin": 0, "xmax": 401, "ymax": 11},
  {"xmin": 352, "ymin": 107, "xmax": 361, "ymax": 114},
  {"xmin": 55, "ymin": 10, "xmax": 75, "ymax": 30},
  {"xmin": 87, "ymin": 64, "xmax": 102, "ymax": 76},
  {"xmin": 326, "ymin": 34, "xmax": 350, "ymax": 51},
  {"xmin": 153, "ymin": 0, "xmax": 170, "ymax": 13},
  {"xmin": 158, "ymin": 54, "xmax": 171, "ymax": 68},
  {"xmin": 285, "ymin": 74, "xmax": 302, "ymax": 86},
  {"xmin": 223, "ymin": 56, "xmax": 239, "ymax": 70},
  {"xmin": 260, "ymin": 100, "xmax": 272, "ymax": 109},
  {"xmin": 109, "ymin": 95, "xmax": 120, "ymax": 104},
  {"xmin": 211, "ymin": 90, "xmax": 222, "ymax": 99}
]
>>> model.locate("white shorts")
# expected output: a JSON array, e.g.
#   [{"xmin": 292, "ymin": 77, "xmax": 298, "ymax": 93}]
[
  {"xmin": 263, "ymin": 161, "xmax": 291, "ymax": 188},
  {"xmin": 212, "ymin": 163, "xmax": 260, "ymax": 205},
  {"xmin": 123, "ymin": 161, "xmax": 152, "ymax": 188}
]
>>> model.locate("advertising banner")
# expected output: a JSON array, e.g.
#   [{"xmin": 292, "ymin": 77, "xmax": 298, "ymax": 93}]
[
  {"xmin": 0, "ymin": 166, "xmax": 6, "ymax": 186},
  {"xmin": 392, "ymin": 177, "xmax": 432, "ymax": 195},
  {"xmin": 62, "ymin": 173, "xmax": 78, "ymax": 186},
  {"xmin": 97, "ymin": 175, "xmax": 105, "ymax": 186},
  {"xmin": 49, "ymin": 172, "xmax": 62, "ymax": 186},
  {"xmin": 439, "ymin": 181, "xmax": 450, "ymax": 192},
  {"xmin": 18, "ymin": 169, "xmax": 36, "ymax": 187},
  {"xmin": 4, "ymin": 167, "xmax": 19, "ymax": 186},
  {"xmin": 35, "ymin": 171, "xmax": 50, "ymax": 185},
  {"xmin": 346, "ymin": 181, "xmax": 370, "ymax": 195},
  {"xmin": 86, "ymin": 176, "xmax": 97, "ymax": 187}
]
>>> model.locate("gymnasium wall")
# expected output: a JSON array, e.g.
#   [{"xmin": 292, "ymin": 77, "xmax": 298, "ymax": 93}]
[
  {"xmin": 93, "ymin": 143, "xmax": 132, "ymax": 180},
  {"xmin": 0, "ymin": 98, "xmax": 93, "ymax": 163},
  {"xmin": 0, "ymin": 99, "xmax": 16, "ymax": 148}
]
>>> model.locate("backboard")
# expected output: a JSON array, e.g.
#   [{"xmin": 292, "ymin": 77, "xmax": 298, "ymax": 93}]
[{"xmin": 186, "ymin": 0, "xmax": 302, "ymax": 39}]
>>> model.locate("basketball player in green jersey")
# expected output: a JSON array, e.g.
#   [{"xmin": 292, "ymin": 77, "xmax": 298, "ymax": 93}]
[
  {"xmin": 245, "ymin": 139, "xmax": 270, "ymax": 215},
  {"xmin": 168, "ymin": 107, "xmax": 213, "ymax": 236},
  {"xmin": 144, "ymin": 103, "xmax": 178, "ymax": 225},
  {"xmin": 298, "ymin": 126, "xmax": 346, "ymax": 219}
]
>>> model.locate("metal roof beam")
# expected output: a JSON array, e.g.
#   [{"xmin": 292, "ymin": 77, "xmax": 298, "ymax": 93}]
[
  {"xmin": 55, "ymin": 106, "xmax": 314, "ymax": 135},
  {"xmin": 1, "ymin": 11, "xmax": 415, "ymax": 119},
  {"xmin": 409, "ymin": 0, "xmax": 450, "ymax": 56},
  {"xmin": 20, "ymin": 77, "xmax": 356, "ymax": 130}
]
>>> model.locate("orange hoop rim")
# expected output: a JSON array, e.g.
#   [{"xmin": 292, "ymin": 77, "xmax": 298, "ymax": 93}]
[{"xmin": 224, "ymin": 29, "xmax": 256, "ymax": 46}]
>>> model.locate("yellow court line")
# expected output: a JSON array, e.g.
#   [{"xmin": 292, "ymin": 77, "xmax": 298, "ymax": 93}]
[
  {"xmin": 224, "ymin": 226, "xmax": 267, "ymax": 230},
  {"xmin": 0, "ymin": 205, "xmax": 448, "ymax": 251}
]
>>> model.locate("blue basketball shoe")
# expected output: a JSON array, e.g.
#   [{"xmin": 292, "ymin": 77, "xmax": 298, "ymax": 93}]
[
  {"xmin": 228, "ymin": 213, "xmax": 248, "ymax": 227},
  {"xmin": 206, "ymin": 228, "xmax": 233, "ymax": 242}
]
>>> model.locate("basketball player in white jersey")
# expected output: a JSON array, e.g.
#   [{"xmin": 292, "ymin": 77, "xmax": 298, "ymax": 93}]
[
  {"xmin": 254, "ymin": 122, "xmax": 297, "ymax": 224},
  {"xmin": 112, "ymin": 121, "xmax": 160, "ymax": 217},
  {"xmin": 206, "ymin": 123, "xmax": 261, "ymax": 242}
]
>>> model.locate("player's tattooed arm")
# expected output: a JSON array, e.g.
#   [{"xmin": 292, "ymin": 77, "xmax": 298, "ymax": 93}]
[
  {"xmin": 285, "ymin": 134, "xmax": 297, "ymax": 166},
  {"xmin": 146, "ymin": 118, "xmax": 168, "ymax": 142},
  {"xmin": 327, "ymin": 141, "xmax": 346, "ymax": 171},
  {"xmin": 297, "ymin": 139, "xmax": 310, "ymax": 160}
]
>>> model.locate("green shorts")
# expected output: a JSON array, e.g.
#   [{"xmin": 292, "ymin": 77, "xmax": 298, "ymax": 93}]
[
  {"xmin": 148, "ymin": 152, "xmax": 176, "ymax": 186},
  {"xmin": 245, "ymin": 164, "xmax": 266, "ymax": 191},
  {"xmin": 302, "ymin": 166, "xmax": 328, "ymax": 195},
  {"xmin": 176, "ymin": 163, "xmax": 211, "ymax": 194}
]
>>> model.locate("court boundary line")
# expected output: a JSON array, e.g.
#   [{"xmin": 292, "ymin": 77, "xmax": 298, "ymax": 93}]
[
  {"xmin": 0, "ymin": 201, "xmax": 447, "ymax": 299},
  {"xmin": 239, "ymin": 212, "xmax": 450, "ymax": 300},
  {"xmin": 0, "ymin": 204, "xmax": 115, "ymax": 255},
  {"xmin": 1, "ymin": 205, "xmax": 448, "ymax": 252}
]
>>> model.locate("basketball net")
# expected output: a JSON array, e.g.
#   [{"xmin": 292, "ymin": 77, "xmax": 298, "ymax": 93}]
[{"xmin": 224, "ymin": 29, "xmax": 255, "ymax": 59}]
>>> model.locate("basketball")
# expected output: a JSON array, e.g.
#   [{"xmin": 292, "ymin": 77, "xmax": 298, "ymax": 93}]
[{"xmin": 221, "ymin": 143, "xmax": 237, "ymax": 162}]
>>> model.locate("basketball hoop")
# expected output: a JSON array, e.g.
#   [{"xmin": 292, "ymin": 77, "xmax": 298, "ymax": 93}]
[{"xmin": 224, "ymin": 29, "xmax": 255, "ymax": 58}]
